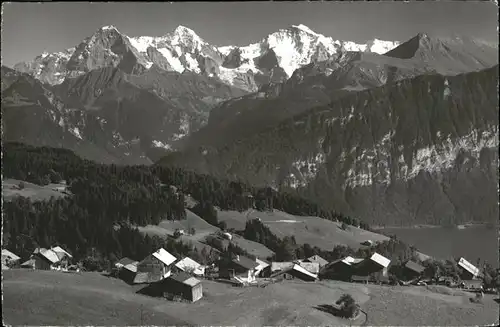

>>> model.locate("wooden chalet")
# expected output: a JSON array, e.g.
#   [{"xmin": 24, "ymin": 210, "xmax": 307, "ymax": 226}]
[
  {"xmin": 457, "ymin": 257, "xmax": 480, "ymax": 280},
  {"xmin": 218, "ymin": 255, "xmax": 259, "ymax": 283},
  {"xmin": 303, "ymin": 255, "xmax": 328, "ymax": 268},
  {"xmin": 401, "ymin": 260, "xmax": 425, "ymax": 281},
  {"xmin": 21, "ymin": 247, "xmax": 63, "ymax": 270},
  {"xmin": 2, "ymin": 249, "xmax": 21, "ymax": 268},
  {"xmin": 319, "ymin": 256, "xmax": 364, "ymax": 281},
  {"xmin": 354, "ymin": 252, "xmax": 391, "ymax": 279},
  {"xmin": 273, "ymin": 264, "xmax": 318, "ymax": 282},
  {"xmin": 174, "ymin": 257, "xmax": 205, "ymax": 276},
  {"xmin": 134, "ymin": 248, "xmax": 177, "ymax": 284},
  {"xmin": 300, "ymin": 261, "xmax": 320, "ymax": 274}
]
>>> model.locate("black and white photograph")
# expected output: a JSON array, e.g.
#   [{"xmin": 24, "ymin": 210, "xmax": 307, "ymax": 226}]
[{"xmin": 1, "ymin": 1, "xmax": 499, "ymax": 326}]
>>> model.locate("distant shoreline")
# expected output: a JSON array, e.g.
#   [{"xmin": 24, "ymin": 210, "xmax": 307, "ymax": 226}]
[{"xmin": 371, "ymin": 223, "xmax": 497, "ymax": 230}]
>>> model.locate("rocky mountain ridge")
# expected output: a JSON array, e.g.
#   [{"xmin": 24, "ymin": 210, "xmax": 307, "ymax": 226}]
[
  {"xmin": 13, "ymin": 24, "xmax": 400, "ymax": 92},
  {"xmin": 181, "ymin": 33, "xmax": 498, "ymax": 151},
  {"xmin": 163, "ymin": 65, "xmax": 499, "ymax": 227}
]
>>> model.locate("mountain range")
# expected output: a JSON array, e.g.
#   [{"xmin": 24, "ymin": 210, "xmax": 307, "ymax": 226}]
[{"xmin": 3, "ymin": 24, "xmax": 499, "ymax": 226}]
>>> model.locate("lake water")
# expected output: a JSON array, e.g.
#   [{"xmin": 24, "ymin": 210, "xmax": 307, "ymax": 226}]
[{"xmin": 379, "ymin": 225, "xmax": 499, "ymax": 268}]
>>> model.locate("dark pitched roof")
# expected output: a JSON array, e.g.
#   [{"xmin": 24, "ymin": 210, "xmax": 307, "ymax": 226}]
[
  {"xmin": 133, "ymin": 271, "xmax": 163, "ymax": 284},
  {"xmin": 405, "ymin": 260, "xmax": 425, "ymax": 274},
  {"xmin": 232, "ymin": 255, "xmax": 259, "ymax": 270},
  {"xmin": 168, "ymin": 272, "xmax": 201, "ymax": 287},
  {"xmin": 169, "ymin": 271, "xmax": 192, "ymax": 283}
]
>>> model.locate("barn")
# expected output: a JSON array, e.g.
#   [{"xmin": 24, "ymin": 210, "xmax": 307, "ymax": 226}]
[
  {"xmin": 141, "ymin": 272, "xmax": 203, "ymax": 303},
  {"xmin": 319, "ymin": 256, "xmax": 364, "ymax": 281},
  {"xmin": 21, "ymin": 248, "xmax": 60, "ymax": 270},
  {"xmin": 354, "ymin": 252, "xmax": 391, "ymax": 279}
]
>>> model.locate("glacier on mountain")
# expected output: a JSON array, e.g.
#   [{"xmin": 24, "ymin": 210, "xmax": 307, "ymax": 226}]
[{"xmin": 14, "ymin": 24, "xmax": 400, "ymax": 89}]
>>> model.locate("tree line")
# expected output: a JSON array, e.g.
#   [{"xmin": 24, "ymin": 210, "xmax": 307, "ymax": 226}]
[{"xmin": 1, "ymin": 142, "xmax": 368, "ymax": 269}]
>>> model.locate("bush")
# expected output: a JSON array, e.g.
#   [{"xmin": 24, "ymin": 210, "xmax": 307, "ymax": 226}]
[{"xmin": 336, "ymin": 294, "xmax": 359, "ymax": 318}]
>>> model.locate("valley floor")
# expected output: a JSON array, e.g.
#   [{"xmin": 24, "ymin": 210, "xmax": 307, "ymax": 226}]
[{"xmin": 3, "ymin": 270, "xmax": 498, "ymax": 326}]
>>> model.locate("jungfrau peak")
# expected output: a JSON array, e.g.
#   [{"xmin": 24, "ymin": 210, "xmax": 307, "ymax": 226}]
[{"xmin": 12, "ymin": 24, "xmax": 400, "ymax": 91}]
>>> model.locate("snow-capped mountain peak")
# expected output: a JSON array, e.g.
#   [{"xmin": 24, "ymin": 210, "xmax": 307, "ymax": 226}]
[
  {"xmin": 290, "ymin": 24, "xmax": 319, "ymax": 36},
  {"xmin": 101, "ymin": 25, "xmax": 119, "ymax": 31},
  {"xmin": 173, "ymin": 25, "xmax": 200, "ymax": 39},
  {"xmin": 14, "ymin": 23, "xmax": 401, "ymax": 91}
]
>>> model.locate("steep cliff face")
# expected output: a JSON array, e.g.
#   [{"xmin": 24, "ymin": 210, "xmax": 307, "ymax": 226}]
[
  {"xmin": 182, "ymin": 34, "xmax": 498, "ymax": 152},
  {"xmin": 1, "ymin": 70, "xmax": 147, "ymax": 164},
  {"xmin": 165, "ymin": 65, "xmax": 499, "ymax": 226}
]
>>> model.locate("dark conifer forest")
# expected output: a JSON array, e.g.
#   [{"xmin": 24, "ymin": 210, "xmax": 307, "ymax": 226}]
[{"xmin": 2, "ymin": 142, "xmax": 367, "ymax": 269}]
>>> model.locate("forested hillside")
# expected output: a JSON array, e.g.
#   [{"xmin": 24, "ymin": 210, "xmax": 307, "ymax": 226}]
[
  {"xmin": 2, "ymin": 142, "xmax": 367, "ymax": 268},
  {"xmin": 165, "ymin": 65, "xmax": 499, "ymax": 227}
]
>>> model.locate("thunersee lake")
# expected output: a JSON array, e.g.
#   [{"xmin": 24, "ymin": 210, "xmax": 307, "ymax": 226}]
[{"xmin": 380, "ymin": 225, "xmax": 499, "ymax": 268}]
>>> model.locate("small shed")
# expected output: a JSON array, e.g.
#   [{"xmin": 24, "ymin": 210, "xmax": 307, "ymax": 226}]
[
  {"xmin": 166, "ymin": 272, "xmax": 203, "ymax": 302},
  {"xmin": 461, "ymin": 279, "xmax": 483, "ymax": 290}
]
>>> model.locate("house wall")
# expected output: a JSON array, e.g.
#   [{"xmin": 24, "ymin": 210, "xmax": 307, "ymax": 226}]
[
  {"xmin": 402, "ymin": 267, "xmax": 422, "ymax": 281},
  {"xmin": 218, "ymin": 260, "xmax": 253, "ymax": 280},
  {"xmin": 33, "ymin": 256, "xmax": 52, "ymax": 270},
  {"xmin": 118, "ymin": 269, "xmax": 136, "ymax": 284},
  {"xmin": 137, "ymin": 255, "xmax": 169, "ymax": 279},
  {"xmin": 191, "ymin": 284, "xmax": 203, "ymax": 302},
  {"xmin": 460, "ymin": 270, "xmax": 475, "ymax": 280},
  {"xmin": 162, "ymin": 279, "xmax": 203, "ymax": 302}
]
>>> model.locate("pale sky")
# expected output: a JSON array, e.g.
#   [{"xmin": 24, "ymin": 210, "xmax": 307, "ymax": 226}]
[{"xmin": 1, "ymin": 1, "xmax": 498, "ymax": 67}]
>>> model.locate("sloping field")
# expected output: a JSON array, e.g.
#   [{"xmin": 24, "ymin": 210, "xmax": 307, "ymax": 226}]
[
  {"xmin": 230, "ymin": 234, "xmax": 275, "ymax": 259},
  {"xmin": 137, "ymin": 209, "xmax": 218, "ymax": 239},
  {"xmin": 218, "ymin": 209, "xmax": 389, "ymax": 250},
  {"xmin": 3, "ymin": 270, "xmax": 497, "ymax": 326},
  {"xmin": 363, "ymin": 284, "xmax": 499, "ymax": 326},
  {"xmin": 2, "ymin": 179, "xmax": 69, "ymax": 202},
  {"xmin": 2, "ymin": 270, "xmax": 187, "ymax": 326},
  {"xmin": 138, "ymin": 209, "xmax": 274, "ymax": 259}
]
